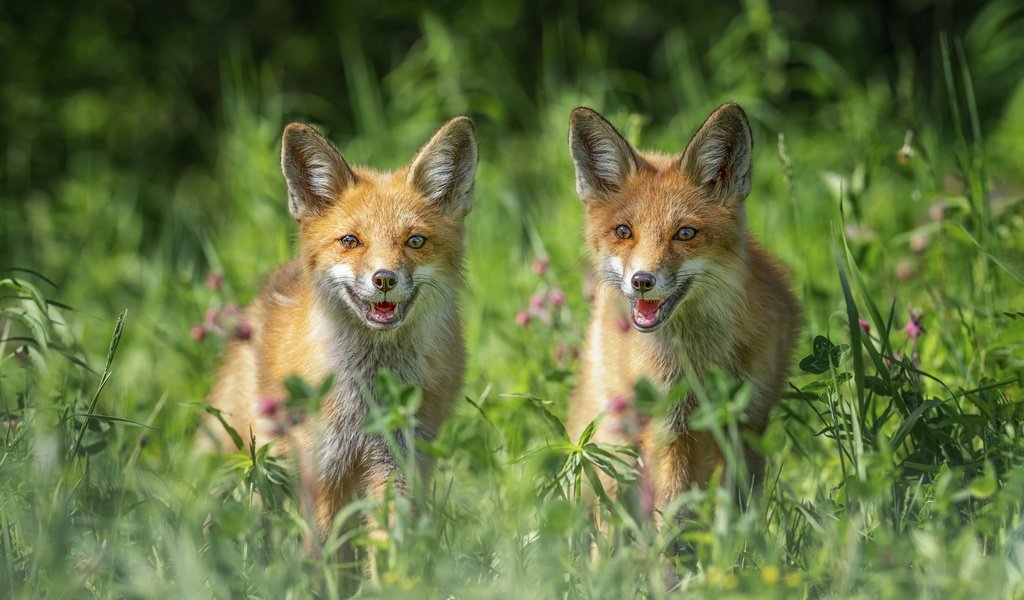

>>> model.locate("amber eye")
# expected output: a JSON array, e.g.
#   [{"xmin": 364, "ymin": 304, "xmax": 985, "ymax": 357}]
[
  {"xmin": 675, "ymin": 227, "xmax": 698, "ymax": 241},
  {"xmin": 339, "ymin": 235, "xmax": 360, "ymax": 249},
  {"xmin": 406, "ymin": 235, "xmax": 426, "ymax": 249},
  {"xmin": 613, "ymin": 225, "xmax": 633, "ymax": 240}
]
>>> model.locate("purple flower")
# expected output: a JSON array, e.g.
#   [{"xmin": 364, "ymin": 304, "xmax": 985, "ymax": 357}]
[
  {"xmin": 549, "ymin": 288, "xmax": 566, "ymax": 307},
  {"xmin": 255, "ymin": 396, "xmax": 282, "ymax": 418},
  {"xmin": 904, "ymin": 309, "xmax": 924, "ymax": 342},
  {"xmin": 204, "ymin": 308, "xmax": 220, "ymax": 326},
  {"xmin": 858, "ymin": 319, "xmax": 871, "ymax": 334},
  {"xmin": 531, "ymin": 257, "xmax": 550, "ymax": 275},
  {"xmin": 206, "ymin": 271, "xmax": 224, "ymax": 290},
  {"xmin": 233, "ymin": 321, "xmax": 253, "ymax": 341},
  {"xmin": 609, "ymin": 394, "xmax": 630, "ymax": 415}
]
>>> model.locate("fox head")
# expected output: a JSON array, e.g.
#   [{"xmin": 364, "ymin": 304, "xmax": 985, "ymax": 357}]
[
  {"xmin": 281, "ymin": 117, "xmax": 478, "ymax": 331},
  {"xmin": 569, "ymin": 104, "xmax": 753, "ymax": 333}
]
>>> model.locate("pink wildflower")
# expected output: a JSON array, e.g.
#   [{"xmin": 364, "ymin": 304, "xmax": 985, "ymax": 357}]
[
  {"xmin": 531, "ymin": 257, "xmax": 550, "ymax": 275},
  {"xmin": 190, "ymin": 324, "xmax": 206, "ymax": 342},
  {"xmin": 206, "ymin": 271, "xmax": 224, "ymax": 290},
  {"xmin": 904, "ymin": 309, "xmax": 924, "ymax": 342},
  {"xmin": 609, "ymin": 394, "xmax": 630, "ymax": 415},
  {"xmin": 204, "ymin": 307, "xmax": 220, "ymax": 326},
  {"xmin": 529, "ymin": 293, "xmax": 546, "ymax": 310},
  {"xmin": 255, "ymin": 396, "xmax": 282, "ymax": 418},
  {"xmin": 233, "ymin": 321, "xmax": 253, "ymax": 341},
  {"xmin": 549, "ymin": 288, "xmax": 566, "ymax": 307},
  {"xmin": 515, "ymin": 310, "xmax": 530, "ymax": 326},
  {"xmin": 858, "ymin": 319, "xmax": 871, "ymax": 334}
]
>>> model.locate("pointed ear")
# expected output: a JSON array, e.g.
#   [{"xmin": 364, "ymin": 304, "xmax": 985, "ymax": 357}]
[
  {"xmin": 281, "ymin": 123, "xmax": 355, "ymax": 220},
  {"xmin": 568, "ymin": 108, "xmax": 640, "ymax": 202},
  {"xmin": 680, "ymin": 103, "xmax": 753, "ymax": 204},
  {"xmin": 406, "ymin": 117, "xmax": 478, "ymax": 216}
]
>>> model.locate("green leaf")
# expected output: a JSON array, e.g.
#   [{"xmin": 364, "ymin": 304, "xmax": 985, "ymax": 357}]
[
  {"xmin": 890, "ymin": 399, "xmax": 943, "ymax": 450},
  {"xmin": 968, "ymin": 462, "xmax": 998, "ymax": 499},
  {"xmin": 799, "ymin": 335, "xmax": 836, "ymax": 374},
  {"xmin": 501, "ymin": 393, "xmax": 568, "ymax": 440},
  {"xmin": 205, "ymin": 405, "xmax": 244, "ymax": 451}
]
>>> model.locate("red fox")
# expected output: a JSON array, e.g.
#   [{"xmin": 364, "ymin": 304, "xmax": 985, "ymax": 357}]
[
  {"xmin": 567, "ymin": 104, "xmax": 800, "ymax": 515},
  {"xmin": 205, "ymin": 117, "xmax": 477, "ymax": 536}
]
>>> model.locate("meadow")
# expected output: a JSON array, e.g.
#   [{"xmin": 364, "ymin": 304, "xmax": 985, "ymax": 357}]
[{"xmin": 2, "ymin": 1, "xmax": 1024, "ymax": 597}]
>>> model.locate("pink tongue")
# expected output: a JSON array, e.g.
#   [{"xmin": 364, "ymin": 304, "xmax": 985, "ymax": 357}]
[
  {"xmin": 372, "ymin": 302, "xmax": 397, "ymax": 321},
  {"xmin": 634, "ymin": 299, "xmax": 662, "ymax": 325}
]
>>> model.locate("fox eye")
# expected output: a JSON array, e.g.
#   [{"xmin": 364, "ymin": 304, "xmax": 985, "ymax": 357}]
[
  {"xmin": 613, "ymin": 225, "xmax": 633, "ymax": 240},
  {"xmin": 339, "ymin": 235, "xmax": 361, "ymax": 249},
  {"xmin": 405, "ymin": 235, "xmax": 426, "ymax": 249},
  {"xmin": 675, "ymin": 227, "xmax": 698, "ymax": 241}
]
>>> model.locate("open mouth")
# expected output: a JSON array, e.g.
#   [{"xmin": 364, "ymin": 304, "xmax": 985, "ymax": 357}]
[
  {"xmin": 342, "ymin": 286, "xmax": 419, "ymax": 331},
  {"xmin": 629, "ymin": 281, "xmax": 691, "ymax": 332},
  {"xmin": 369, "ymin": 301, "xmax": 398, "ymax": 325}
]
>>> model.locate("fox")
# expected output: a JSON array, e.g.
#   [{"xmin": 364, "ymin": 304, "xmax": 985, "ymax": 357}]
[
  {"xmin": 566, "ymin": 104, "xmax": 800, "ymax": 518},
  {"xmin": 204, "ymin": 116, "xmax": 478, "ymax": 547}
]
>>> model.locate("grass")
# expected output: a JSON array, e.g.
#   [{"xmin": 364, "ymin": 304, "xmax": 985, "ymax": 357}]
[{"xmin": 2, "ymin": 4, "xmax": 1024, "ymax": 598}]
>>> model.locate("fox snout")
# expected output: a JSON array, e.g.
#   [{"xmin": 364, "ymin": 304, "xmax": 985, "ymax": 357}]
[
  {"xmin": 615, "ymin": 263, "xmax": 694, "ymax": 332},
  {"xmin": 356, "ymin": 266, "xmax": 413, "ymax": 302},
  {"xmin": 607, "ymin": 258, "xmax": 679, "ymax": 300},
  {"xmin": 630, "ymin": 271, "xmax": 656, "ymax": 293},
  {"xmin": 371, "ymin": 269, "xmax": 398, "ymax": 293}
]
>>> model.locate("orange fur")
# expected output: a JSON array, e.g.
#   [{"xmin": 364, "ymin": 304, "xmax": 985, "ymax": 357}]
[
  {"xmin": 567, "ymin": 104, "xmax": 800, "ymax": 514},
  {"xmin": 204, "ymin": 117, "xmax": 477, "ymax": 552}
]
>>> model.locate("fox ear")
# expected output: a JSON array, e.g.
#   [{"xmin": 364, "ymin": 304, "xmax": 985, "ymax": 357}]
[
  {"xmin": 281, "ymin": 123, "xmax": 355, "ymax": 220},
  {"xmin": 680, "ymin": 103, "xmax": 753, "ymax": 204},
  {"xmin": 568, "ymin": 108, "xmax": 639, "ymax": 202},
  {"xmin": 406, "ymin": 117, "xmax": 478, "ymax": 216}
]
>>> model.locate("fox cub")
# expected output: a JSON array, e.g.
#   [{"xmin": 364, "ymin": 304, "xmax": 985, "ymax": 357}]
[
  {"xmin": 206, "ymin": 117, "xmax": 478, "ymax": 530},
  {"xmin": 567, "ymin": 104, "xmax": 799, "ymax": 511}
]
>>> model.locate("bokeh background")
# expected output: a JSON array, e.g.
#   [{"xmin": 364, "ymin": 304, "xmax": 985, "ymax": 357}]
[{"xmin": 2, "ymin": 0, "xmax": 1023, "ymax": 597}]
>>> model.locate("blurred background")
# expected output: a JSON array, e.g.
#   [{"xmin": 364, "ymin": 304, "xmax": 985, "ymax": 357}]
[{"xmin": 4, "ymin": 0, "xmax": 1023, "ymax": 263}]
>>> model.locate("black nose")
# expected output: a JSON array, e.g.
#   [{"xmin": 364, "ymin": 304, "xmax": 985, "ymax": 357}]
[
  {"xmin": 372, "ymin": 269, "xmax": 398, "ymax": 292},
  {"xmin": 631, "ymin": 271, "xmax": 656, "ymax": 293}
]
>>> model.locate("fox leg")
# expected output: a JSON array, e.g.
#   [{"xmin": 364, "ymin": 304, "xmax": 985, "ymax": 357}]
[
  {"xmin": 735, "ymin": 372, "xmax": 784, "ymax": 502},
  {"xmin": 359, "ymin": 436, "xmax": 414, "ymax": 586}
]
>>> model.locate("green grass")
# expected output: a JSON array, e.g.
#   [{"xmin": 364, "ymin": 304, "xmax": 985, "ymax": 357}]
[{"xmin": 3, "ymin": 4, "xmax": 1024, "ymax": 598}]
